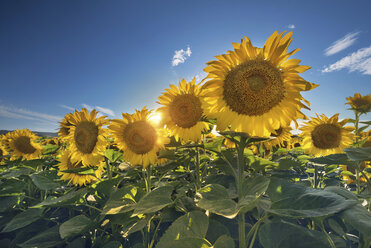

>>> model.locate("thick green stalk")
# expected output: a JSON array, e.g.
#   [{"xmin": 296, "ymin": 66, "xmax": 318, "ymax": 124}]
[
  {"xmin": 356, "ymin": 163, "xmax": 361, "ymax": 194},
  {"xmin": 195, "ymin": 146, "xmax": 201, "ymax": 191},
  {"xmin": 105, "ymin": 157, "xmax": 112, "ymax": 180},
  {"xmin": 237, "ymin": 138, "xmax": 247, "ymax": 248},
  {"xmin": 314, "ymin": 165, "xmax": 318, "ymax": 189}
]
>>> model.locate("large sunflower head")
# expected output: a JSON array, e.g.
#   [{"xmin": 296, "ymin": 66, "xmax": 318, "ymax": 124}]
[
  {"xmin": 300, "ymin": 113, "xmax": 354, "ymax": 156},
  {"xmin": 202, "ymin": 31, "xmax": 318, "ymax": 137},
  {"xmin": 108, "ymin": 107, "xmax": 169, "ymax": 168},
  {"xmin": 263, "ymin": 126, "xmax": 292, "ymax": 151},
  {"xmin": 66, "ymin": 108, "xmax": 109, "ymax": 166},
  {"xmin": 6, "ymin": 129, "xmax": 43, "ymax": 160},
  {"xmin": 58, "ymin": 113, "xmax": 74, "ymax": 139},
  {"xmin": 345, "ymin": 92, "xmax": 371, "ymax": 113},
  {"xmin": 157, "ymin": 78, "xmax": 210, "ymax": 142},
  {"xmin": 57, "ymin": 149, "xmax": 104, "ymax": 186}
]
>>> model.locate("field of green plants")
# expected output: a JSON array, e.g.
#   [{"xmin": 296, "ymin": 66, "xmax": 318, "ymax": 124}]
[{"xmin": 0, "ymin": 31, "xmax": 370, "ymax": 248}]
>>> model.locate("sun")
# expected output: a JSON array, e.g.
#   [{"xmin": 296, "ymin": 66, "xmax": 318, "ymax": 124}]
[
  {"xmin": 57, "ymin": 149, "xmax": 104, "ymax": 186},
  {"xmin": 108, "ymin": 107, "xmax": 169, "ymax": 168},
  {"xmin": 157, "ymin": 77, "xmax": 210, "ymax": 142},
  {"xmin": 300, "ymin": 113, "xmax": 354, "ymax": 156},
  {"xmin": 5, "ymin": 129, "xmax": 43, "ymax": 160},
  {"xmin": 66, "ymin": 108, "xmax": 109, "ymax": 166},
  {"xmin": 202, "ymin": 31, "xmax": 318, "ymax": 137}
]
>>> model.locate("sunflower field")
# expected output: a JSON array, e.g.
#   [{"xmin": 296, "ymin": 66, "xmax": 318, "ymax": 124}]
[{"xmin": 1, "ymin": 31, "xmax": 371, "ymax": 248}]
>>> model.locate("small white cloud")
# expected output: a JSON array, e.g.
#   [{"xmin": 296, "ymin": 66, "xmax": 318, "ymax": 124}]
[
  {"xmin": 322, "ymin": 46, "xmax": 371, "ymax": 75},
  {"xmin": 172, "ymin": 46, "xmax": 192, "ymax": 66},
  {"xmin": 324, "ymin": 32, "xmax": 360, "ymax": 56},
  {"xmin": 81, "ymin": 104, "xmax": 115, "ymax": 116},
  {"xmin": 96, "ymin": 106, "xmax": 115, "ymax": 116},
  {"xmin": 59, "ymin": 104, "xmax": 75, "ymax": 111},
  {"xmin": 287, "ymin": 24, "xmax": 295, "ymax": 29}
]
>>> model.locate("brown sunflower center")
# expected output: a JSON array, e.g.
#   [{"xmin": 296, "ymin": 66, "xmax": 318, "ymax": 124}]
[
  {"xmin": 123, "ymin": 120, "xmax": 157, "ymax": 154},
  {"xmin": 169, "ymin": 94, "xmax": 203, "ymax": 128},
  {"xmin": 353, "ymin": 99, "xmax": 369, "ymax": 108},
  {"xmin": 14, "ymin": 136, "xmax": 36, "ymax": 154},
  {"xmin": 311, "ymin": 124, "xmax": 341, "ymax": 149},
  {"xmin": 67, "ymin": 158, "xmax": 84, "ymax": 170},
  {"xmin": 223, "ymin": 60, "xmax": 285, "ymax": 116},
  {"xmin": 74, "ymin": 121, "xmax": 98, "ymax": 154}
]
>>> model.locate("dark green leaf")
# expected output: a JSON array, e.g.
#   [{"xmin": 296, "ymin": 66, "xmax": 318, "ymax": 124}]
[
  {"xmin": 59, "ymin": 215, "xmax": 93, "ymax": 239},
  {"xmin": 197, "ymin": 184, "xmax": 237, "ymax": 218},
  {"xmin": 102, "ymin": 186, "xmax": 137, "ymax": 215},
  {"xmin": 18, "ymin": 225, "xmax": 63, "ymax": 248},
  {"xmin": 2, "ymin": 208, "xmax": 44, "ymax": 232},
  {"xmin": 103, "ymin": 241, "xmax": 123, "ymax": 248},
  {"xmin": 213, "ymin": 235, "xmax": 235, "ymax": 248},
  {"xmin": 0, "ymin": 167, "xmax": 34, "ymax": 178},
  {"xmin": 345, "ymin": 147, "xmax": 371, "ymax": 161},
  {"xmin": 133, "ymin": 186, "xmax": 173, "ymax": 216},
  {"xmin": 157, "ymin": 238, "xmax": 210, "ymax": 248},
  {"xmin": 0, "ymin": 196, "xmax": 22, "ymax": 212},
  {"xmin": 30, "ymin": 170, "xmax": 61, "ymax": 191},
  {"xmin": 204, "ymin": 138, "xmax": 223, "ymax": 153},
  {"xmin": 309, "ymin": 153, "xmax": 354, "ymax": 166},
  {"xmin": 265, "ymin": 178, "xmax": 357, "ymax": 218},
  {"xmin": 341, "ymin": 205, "xmax": 371, "ymax": 238},
  {"xmin": 156, "ymin": 211, "xmax": 209, "ymax": 248},
  {"xmin": 32, "ymin": 188, "xmax": 88, "ymax": 208},
  {"xmin": 42, "ymin": 144, "xmax": 59, "ymax": 155},
  {"xmin": 258, "ymin": 220, "xmax": 331, "ymax": 248}
]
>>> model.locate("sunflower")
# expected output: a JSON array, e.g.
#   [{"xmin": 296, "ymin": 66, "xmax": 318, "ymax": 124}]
[
  {"xmin": 341, "ymin": 161, "xmax": 371, "ymax": 185},
  {"xmin": 5, "ymin": 129, "xmax": 43, "ymax": 160},
  {"xmin": 66, "ymin": 108, "xmax": 109, "ymax": 166},
  {"xmin": 157, "ymin": 78, "xmax": 210, "ymax": 142},
  {"xmin": 57, "ymin": 149, "xmax": 104, "ymax": 186},
  {"xmin": 345, "ymin": 92, "xmax": 371, "ymax": 113},
  {"xmin": 288, "ymin": 136, "xmax": 302, "ymax": 149},
  {"xmin": 263, "ymin": 126, "xmax": 292, "ymax": 151},
  {"xmin": 108, "ymin": 107, "xmax": 169, "ymax": 168},
  {"xmin": 0, "ymin": 144, "xmax": 9, "ymax": 163},
  {"xmin": 202, "ymin": 31, "xmax": 318, "ymax": 137},
  {"xmin": 58, "ymin": 113, "xmax": 74, "ymax": 139},
  {"xmin": 300, "ymin": 113, "xmax": 354, "ymax": 156}
]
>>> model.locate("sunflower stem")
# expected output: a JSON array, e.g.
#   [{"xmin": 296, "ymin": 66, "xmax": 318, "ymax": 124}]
[
  {"xmin": 356, "ymin": 163, "xmax": 361, "ymax": 194},
  {"xmin": 195, "ymin": 146, "xmax": 201, "ymax": 191},
  {"xmin": 145, "ymin": 165, "xmax": 152, "ymax": 193},
  {"xmin": 237, "ymin": 137, "xmax": 247, "ymax": 248},
  {"xmin": 314, "ymin": 164, "xmax": 318, "ymax": 189},
  {"xmin": 319, "ymin": 221, "xmax": 336, "ymax": 248},
  {"xmin": 105, "ymin": 157, "xmax": 112, "ymax": 180}
]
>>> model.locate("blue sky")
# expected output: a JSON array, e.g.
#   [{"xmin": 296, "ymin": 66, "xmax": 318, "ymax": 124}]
[{"xmin": 0, "ymin": 0, "xmax": 370, "ymax": 132}]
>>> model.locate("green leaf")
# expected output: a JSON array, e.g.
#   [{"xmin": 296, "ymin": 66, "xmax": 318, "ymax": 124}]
[
  {"xmin": 157, "ymin": 238, "xmax": 210, "ymax": 248},
  {"xmin": 19, "ymin": 225, "xmax": 63, "ymax": 248},
  {"xmin": 30, "ymin": 170, "xmax": 61, "ymax": 191},
  {"xmin": 196, "ymin": 184, "xmax": 238, "ymax": 218},
  {"xmin": 2, "ymin": 208, "xmax": 44, "ymax": 232},
  {"xmin": 59, "ymin": 215, "xmax": 93, "ymax": 239},
  {"xmin": 205, "ymin": 219, "xmax": 231, "ymax": 244},
  {"xmin": 309, "ymin": 153, "xmax": 354, "ymax": 166},
  {"xmin": 105, "ymin": 149, "xmax": 123, "ymax": 163},
  {"xmin": 19, "ymin": 159, "xmax": 46, "ymax": 168},
  {"xmin": 204, "ymin": 138, "xmax": 223, "ymax": 153},
  {"xmin": 157, "ymin": 149, "xmax": 177, "ymax": 160},
  {"xmin": 238, "ymin": 176, "xmax": 270, "ymax": 213},
  {"xmin": 324, "ymin": 186, "xmax": 358, "ymax": 200},
  {"xmin": 344, "ymin": 147, "xmax": 371, "ymax": 161},
  {"xmin": 42, "ymin": 144, "xmax": 59, "ymax": 155},
  {"xmin": 265, "ymin": 178, "xmax": 357, "ymax": 218},
  {"xmin": 277, "ymin": 157, "xmax": 302, "ymax": 170},
  {"xmin": 32, "ymin": 188, "xmax": 88, "ymax": 208},
  {"xmin": 1, "ymin": 167, "xmax": 34, "ymax": 178},
  {"xmin": 0, "ymin": 196, "xmax": 22, "ymax": 212},
  {"xmin": 102, "ymin": 186, "xmax": 137, "ymax": 215},
  {"xmin": 156, "ymin": 211, "xmax": 209, "ymax": 248},
  {"xmin": 258, "ymin": 220, "xmax": 331, "ymax": 248},
  {"xmin": 103, "ymin": 241, "xmax": 123, "ymax": 248},
  {"xmin": 213, "ymin": 235, "xmax": 235, "ymax": 248},
  {"xmin": 133, "ymin": 186, "xmax": 173, "ymax": 216},
  {"xmin": 341, "ymin": 205, "xmax": 371, "ymax": 238},
  {"xmin": 61, "ymin": 166, "xmax": 98, "ymax": 175}
]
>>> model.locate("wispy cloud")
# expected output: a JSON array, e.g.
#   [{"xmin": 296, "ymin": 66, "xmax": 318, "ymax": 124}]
[
  {"xmin": 0, "ymin": 105, "xmax": 62, "ymax": 123},
  {"xmin": 96, "ymin": 106, "xmax": 115, "ymax": 116},
  {"xmin": 81, "ymin": 104, "xmax": 115, "ymax": 116},
  {"xmin": 172, "ymin": 46, "xmax": 192, "ymax": 66},
  {"xmin": 287, "ymin": 24, "xmax": 295, "ymax": 29},
  {"xmin": 322, "ymin": 46, "xmax": 371, "ymax": 75},
  {"xmin": 59, "ymin": 104, "xmax": 75, "ymax": 111},
  {"xmin": 324, "ymin": 32, "xmax": 360, "ymax": 56}
]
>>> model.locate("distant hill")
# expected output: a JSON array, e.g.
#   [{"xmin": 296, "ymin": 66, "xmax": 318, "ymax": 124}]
[{"xmin": 0, "ymin": 130, "xmax": 58, "ymax": 137}]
